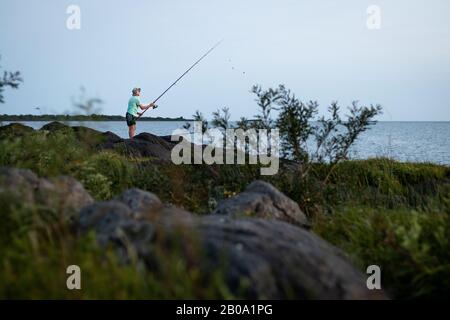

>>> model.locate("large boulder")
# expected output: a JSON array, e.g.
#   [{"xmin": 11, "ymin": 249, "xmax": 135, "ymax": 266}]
[
  {"xmin": 0, "ymin": 123, "xmax": 34, "ymax": 139},
  {"xmin": 195, "ymin": 215, "xmax": 384, "ymax": 299},
  {"xmin": 72, "ymin": 126, "xmax": 124, "ymax": 149},
  {"xmin": 0, "ymin": 167, "xmax": 93, "ymax": 219},
  {"xmin": 0, "ymin": 166, "xmax": 40, "ymax": 203},
  {"xmin": 100, "ymin": 131, "xmax": 124, "ymax": 148},
  {"xmin": 78, "ymin": 200, "xmax": 133, "ymax": 234},
  {"xmin": 114, "ymin": 188, "xmax": 163, "ymax": 219},
  {"xmin": 213, "ymin": 180, "xmax": 310, "ymax": 227},
  {"xmin": 37, "ymin": 175, "xmax": 94, "ymax": 219},
  {"xmin": 78, "ymin": 200, "xmax": 155, "ymax": 261},
  {"xmin": 38, "ymin": 122, "xmax": 178, "ymax": 162},
  {"xmin": 40, "ymin": 122, "xmax": 124, "ymax": 150},
  {"xmin": 75, "ymin": 187, "xmax": 386, "ymax": 299},
  {"xmin": 40, "ymin": 121, "xmax": 69, "ymax": 132},
  {"xmin": 112, "ymin": 133, "xmax": 176, "ymax": 162}
]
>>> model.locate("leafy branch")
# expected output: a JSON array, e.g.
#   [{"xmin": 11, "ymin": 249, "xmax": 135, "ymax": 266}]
[{"xmin": 0, "ymin": 55, "xmax": 23, "ymax": 104}]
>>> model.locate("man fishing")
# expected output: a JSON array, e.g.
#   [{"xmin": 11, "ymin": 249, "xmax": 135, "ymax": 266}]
[
  {"xmin": 126, "ymin": 87, "xmax": 156, "ymax": 138},
  {"xmin": 125, "ymin": 41, "xmax": 222, "ymax": 139}
]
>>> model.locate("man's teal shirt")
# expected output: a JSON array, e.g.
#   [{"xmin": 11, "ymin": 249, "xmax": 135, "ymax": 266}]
[{"xmin": 127, "ymin": 96, "xmax": 140, "ymax": 116}]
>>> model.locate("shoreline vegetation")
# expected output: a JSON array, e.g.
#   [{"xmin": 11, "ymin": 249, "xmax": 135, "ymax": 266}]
[
  {"xmin": 0, "ymin": 121, "xmax": 449, "ymax": 299},
  {"xmin": 0, "ymin": 114, "xmax": 193, "ymax": 122}
]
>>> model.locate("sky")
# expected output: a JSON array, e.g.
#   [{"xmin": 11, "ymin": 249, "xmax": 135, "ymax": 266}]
[{"xmin": 0, "ymin": 0, "xmax": 450, "ymax": 121}]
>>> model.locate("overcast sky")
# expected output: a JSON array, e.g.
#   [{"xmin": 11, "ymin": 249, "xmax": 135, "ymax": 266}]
[{"xmin": 1, "ymin": 0, "xmax": 450, "ymax": 120}]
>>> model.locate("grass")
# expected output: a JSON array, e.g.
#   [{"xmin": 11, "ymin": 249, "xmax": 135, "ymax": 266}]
[
  {"xmin": 313, "ymin": 202, "xmax": 450, "ymax": 299},
  {"xmin": 0, "ymin": 128, "xmax": 449, "ymax": 299},
  {"xmin": 0, "ymin": 192, "xmax": 236, "ymax": 299}
]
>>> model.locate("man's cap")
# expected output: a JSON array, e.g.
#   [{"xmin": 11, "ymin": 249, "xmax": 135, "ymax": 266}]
[{"xmin": 132, "ymin": 87, "xmax": 141, "ymax": 95}]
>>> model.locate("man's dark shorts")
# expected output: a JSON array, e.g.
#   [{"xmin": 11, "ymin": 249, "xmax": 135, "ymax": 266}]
[{"xmin": 126, "ymin": 112, "xmax": 137, "ymax": 126}]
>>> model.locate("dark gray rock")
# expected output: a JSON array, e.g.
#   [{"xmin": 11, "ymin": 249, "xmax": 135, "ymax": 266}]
[
  {"xmin": 36, "ymin": 122, "xmax": 181, "ymax": 163},
  {"xmin": 100, "ymin": 131, "xmax": 124, "ymax": 148},
  {"xmin": 40, "ymin": 122, "xmax": 124, "ymax": 150},
  {"xmin": 213, "ymin": 180, "xmax": 310, "ymax": 227},
  {"xmin": 194, "ymin": 215, "xmax": 384, "ymax": 299},
  {"xmin": 78, "ymin": 200, "xmax": 133, "ymax": 234},
  {"xmin": 40, "ymin": 121, "xmax": 69, "ymax": 132},
  {"xmin": 114, "ymin": 188, "xmax": 163, "ymax": 219},
  {"xmin": 0, "ymin": 123, "xmax": 35, "ymax": 139},
  {"xmin": 76, "ymin": 187, "xmax": 386, "ymax": 299},
  {"xmin": 78, "ymin": 200, "xmax": 155, "ymax": 260},
  {"xmin": 0, "ymin": 167, "xmax": 93, "ymax": 219},
  {"xmin": 3, "ymin": 122, "xmax": 182, "ymax": 163},
  {"xmin": 116, "ymin": 132, "xmax": 176, "ymax": 162},
  {"xmin": 36, "ymin": 175, "xmax": 94, "ymax": 218},
  {"xmin": 0, "ymin": 167, "xmax": 40, "ymax": 203}
]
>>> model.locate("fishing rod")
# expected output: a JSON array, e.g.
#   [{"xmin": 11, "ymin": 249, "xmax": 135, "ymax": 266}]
[{"xmin": 137, "ymin": 40, "xmax": 223, "ymax": 119}]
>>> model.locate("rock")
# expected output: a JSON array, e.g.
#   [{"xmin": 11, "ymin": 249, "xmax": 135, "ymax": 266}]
[
  {"xmin": 157, "ymin": 205, "xmax": 196, "ymax": 227},
  {"xmin": 159, "ymin": 135, "xmax": 181, "ymax": 145},
  {"xmin": 36, "ymin": 122, "xmax": 180, "ymax": 163},
  {"xmin": 113, "ymin": 188, "xmax": 193, "ymax": 224},
  {"xmin": 76, "ymin": 188, "xmax": 386, "ymax": 299},
  {"xmin": 100, "ymin": 131, "xmax": 124, "ymax": 149},
  {"xmin": 114, "ymin": 188, "xmax": 163, "ymax": 219},
  {"xmin": 36, "ymin": 176, "xmax": 94, "ymax": 220},
  {"xmin": 0, "ymin": 123, "xmax": 35, "ymax": 139},
  {"xmin": 194, "ymin": 215, "xmax": 385, "ymax": 299},
  {"xmin": 0, "ymin": 167, "xmax": 93, "ymax": 219},
  {"xmin": 40, "ymin": 121, "xmax": 69, "ymax": 132},
  {"xmin": 40, "ymin": 122, "xmax": 121, "ymax": 150},
  {"xmin": 78, "ymin": 200, "xmax": 156, "ymax": 260},
  {"xmin": 0, "ymin": 167, "xmax": 40, "ymax": 203},
  {"xmin": 71, "ymin": 125, "xmax": 114, "ymax": 149},
  {"xmin": 78, "ymin": 200, "xmax": 132, "ymax": 234},
  {"xmin": 213, "ymin": 180, "xmax": 310, "ymax": 227},
  {"xmin": 118, "ymin": 133, "xmax": 175, "ymax": 162},
  {"xmin": 2, "ymin": 122, "xmax": 182, "ymax": 163}
]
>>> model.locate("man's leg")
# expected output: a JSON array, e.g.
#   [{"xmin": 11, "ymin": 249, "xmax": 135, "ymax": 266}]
[{"xmin": 129, "ymin": 125, "xmax": 136, "ymax": 138}]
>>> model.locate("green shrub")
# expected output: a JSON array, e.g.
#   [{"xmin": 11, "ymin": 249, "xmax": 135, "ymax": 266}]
[
  {"xmin": 313, "ymin": 199, "xmax": 450, "ymax": 299},
  {"xmin": 0, "ymin": 130, "xmax": 88, "ymax": 177},
  {"xmin": 131, "ymin": 163, "xmax": 172, "ymax": 200},
  {"xmin": 76, "ymin": 165, "xmax": 112, "ymax": 200},
  {"xmin": 77, "ymin": 151, "xmax": 135, "ymax": 199},
  {"xmin": 301, "ymin": 158, "xmax": 450, "ymax": 210}
]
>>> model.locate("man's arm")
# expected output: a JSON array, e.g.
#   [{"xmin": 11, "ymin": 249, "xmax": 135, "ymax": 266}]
[
  {"xmin": 139, "ymin": 102, "xmax": 155, "ymax": 110},
  {"xmin": 137, "ymin": 103, "xmax": 156, "ymax": 116}
]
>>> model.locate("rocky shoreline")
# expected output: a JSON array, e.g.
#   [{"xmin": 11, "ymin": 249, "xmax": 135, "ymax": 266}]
[
  {"xmin": 0, "ymin": 122, "xmax": 388, "ymax": 299},
  {"xmin": 0, "ymin": 166, "xmax": 386, "ymax": 299}
]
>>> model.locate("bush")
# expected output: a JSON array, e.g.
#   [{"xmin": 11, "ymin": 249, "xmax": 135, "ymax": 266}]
[
  {"xmin": 77, "ymin": 152, "xmax": 135, "ymax": 199},
  {"xmin": 0, "ymin": 130, "xmax": 88, "ymax": 177},
  {"xmin": 131, "ymin": 163, "xmax": 172, "ymax": 201},
  {"xmin": 0, "ymin": 54, "xmax": 23, "ymax": 104},
  {"xmin": 313, "ymin": 201, "xmax": 450, "ymax": 299},
  {"xmin": 310, "ymin": 159, "xmax": 450, "ymax": 209}
]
